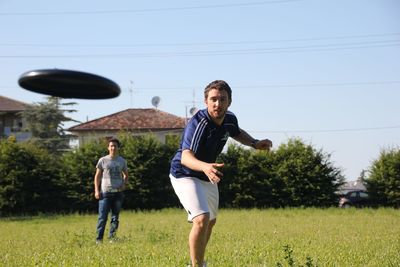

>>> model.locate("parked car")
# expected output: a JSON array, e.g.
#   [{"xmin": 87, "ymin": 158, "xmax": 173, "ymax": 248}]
[{"xmin": 339, "ymin": 190, "xmax": 371, "ymax": 208}]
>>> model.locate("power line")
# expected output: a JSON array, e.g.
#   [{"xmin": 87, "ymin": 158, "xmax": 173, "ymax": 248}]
[
  {"xmin": 1, "ymin": 33, "xmax": 399, "ymax": 48},
  {"xmin": 250, "ymin": 125, "xmax": 400, "ymax": 134},
  {"xmin": 1, "ymin": 39, "xmax": 399, "ymax": 58},
  {"xmin": 0, "ymin": 0, "xmax": 303, "ymax": 16},
  {"xmin": 3, "ymin": 80, "xmax": 399, "ymax": 92},
  {"xmin": 236, "ymin": 81, "xmax": 400, "ymax": 89},
  {"xmin": 133, "ymin": 81, "xmax": 400, "ymax": 91}
]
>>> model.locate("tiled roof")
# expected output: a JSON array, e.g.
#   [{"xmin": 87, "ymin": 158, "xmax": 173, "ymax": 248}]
[
  {"xmin": 0, "ymin": 95, "xmax": 28, "ymax": 111},
  {"xmin": 68, "ymin": 108, "xmax": 186, "ymax": 131}
]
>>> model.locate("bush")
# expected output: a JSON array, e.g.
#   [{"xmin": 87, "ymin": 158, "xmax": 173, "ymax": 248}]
[
  {"xmin": 366, "ymin": 147, "xmax": 400, "ymax": 207},
  {"xmin": 59, "ymin": 140, "xmax": 107, "ymax": 212},
  {"xmin": 59, "ymin": 134, "xmax": 180, "ymax": 212},
  {"xmin": 119, "ymin": 134, "xmax": 179, "ymax": 210},
  {"xmin": 273, "ymin": 139, "xmax": 345, "ymax": 207},
  {"xmin": 0, "ymin": 140, "xmax": 62, "ymax": 215},
  {"xmin": 0, "ymin": 135, "xmax": 347, "ymax": 214},
  {"xmin": 219, "ymin": 138, "xmax": 344, "ymax": 208}
]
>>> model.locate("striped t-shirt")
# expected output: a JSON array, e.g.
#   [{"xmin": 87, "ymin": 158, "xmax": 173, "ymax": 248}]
[{"xmin": 170, "ymin": 108, "xmax": 240, "ymax": 182}]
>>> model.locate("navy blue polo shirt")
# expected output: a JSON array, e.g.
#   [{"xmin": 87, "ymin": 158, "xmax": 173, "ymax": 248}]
[{"xmin": 170, "ymin": 108, "xmax": 241, "ymax": 182}]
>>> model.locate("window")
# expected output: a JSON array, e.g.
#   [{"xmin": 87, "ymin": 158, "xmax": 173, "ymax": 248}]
[
  {"xmin": 11, "ymin": 118, "xmax": 23, "ymax": 132},
  {"xmin": 350, "ymin": 192, "xmax": 357, "ymax": 198}
]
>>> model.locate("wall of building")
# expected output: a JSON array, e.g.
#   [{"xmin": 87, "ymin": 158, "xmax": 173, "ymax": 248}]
[
  {"xmin": 71, "ymin": 129, "xmax": 183, "ymax": 147},
  {"xmin": 0, "ymin": 112, "xmax": 31, "ymax": 142}
]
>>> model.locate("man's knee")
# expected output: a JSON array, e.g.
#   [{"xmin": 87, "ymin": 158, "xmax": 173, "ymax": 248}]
[
  {"xmin": 209, "ymin": 218, "xmax": 217, "ymax": 228},
  {"xmin": 192, "ymin": 213, "xmax": 210, "ymax": 229}
]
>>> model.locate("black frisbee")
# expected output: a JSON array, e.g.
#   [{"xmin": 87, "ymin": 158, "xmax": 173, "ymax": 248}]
[{"xmin": 18, "ymin": 69, "xmax": 121, "ymax": 99}]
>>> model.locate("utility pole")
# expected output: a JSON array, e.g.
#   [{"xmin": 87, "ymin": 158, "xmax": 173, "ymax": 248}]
[
  {"xmin": 129, "ymin": 80, "xmax": 134, "ymax": 107},
  {"xmin": 184, "ymin": 89, "xmax": 200, "ymax": 123}
]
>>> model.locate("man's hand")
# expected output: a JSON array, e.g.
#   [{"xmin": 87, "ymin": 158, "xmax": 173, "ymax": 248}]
[
  {"xmin": 94, "ymin": 168, "xmax": 102, "ymax": 200},
  {"xmin": 202, "ymin": 163, "xmax": 224, "ymax": 184},
  {"xmin": 254, "ymin": 139, "xmax": 273, "ymax": 151},
  {"xmin": 95, "ymin": 190, "xmax": 100, "ymax": 200},
  {"xmin": 118, "ymin": 177, "xmax": 128, "ymax": 190}
]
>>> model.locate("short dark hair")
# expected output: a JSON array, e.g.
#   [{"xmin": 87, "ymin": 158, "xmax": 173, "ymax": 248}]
[
  {"xmin": 108, "ymin": 138, "xmax": 121, "ymax": 147},
  {"xmin": 204, "ymin": 80, "xmax": 232, "ymax": 101}
]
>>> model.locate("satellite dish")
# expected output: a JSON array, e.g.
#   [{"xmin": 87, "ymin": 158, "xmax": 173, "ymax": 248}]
[
  {"xmin": 189, "ymin": 106, "xmax": 198, "ymax": 116},
  {"xmin": 151, "ymin": 96, "xmax": 161, "ymax": 108}
]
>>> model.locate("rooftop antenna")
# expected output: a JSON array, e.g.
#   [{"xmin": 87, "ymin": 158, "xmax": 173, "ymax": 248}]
[
  {"xmin": 189, "ymin": 106, "xmax": 198, "ymax": 116},
  {"xmin": 190, "ymin": 89, "xmax": 199, "ymax": 115},
  {"xmin": 192, "ymin": 89, "xmax": 198, "ymax": 108},
  {"xmin": 151, "ymin": 96, "xmax": 161, "ymax": 109},
  {"xmin": 184, "ymin": 89, "xmax": 201, "ymax": 120}
]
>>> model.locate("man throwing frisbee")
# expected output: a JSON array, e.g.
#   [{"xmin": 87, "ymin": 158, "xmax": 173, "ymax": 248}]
[{"xmin": 169, "ymin": 80, "xmax": 272, "ymax": 266}]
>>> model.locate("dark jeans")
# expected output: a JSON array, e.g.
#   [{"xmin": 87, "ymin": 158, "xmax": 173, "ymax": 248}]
[{"xmin": 96, "ymin": 191, "xmax": 124, "ymax": 241}]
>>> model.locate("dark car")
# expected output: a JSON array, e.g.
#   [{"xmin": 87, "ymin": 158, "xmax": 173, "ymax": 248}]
[{"xmin": 339, "ymin": 190, "xmax": 371, "ymax": 208}]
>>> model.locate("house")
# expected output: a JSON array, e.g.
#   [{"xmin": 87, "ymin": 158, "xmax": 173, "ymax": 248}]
[
  {"xmin": 0, "ymin": 95, "xmax": 32, "ymax": 142},
  {"xmin": 338, "ymin": 171, "xmax": 368, "ymax": 196},
  {"xmin": 67, "ymin": 108, "xmax": 186, "ymax": 146},
  {"xmin": 340, "ymin": 179, "xmax": 367, "ymax": 193}
]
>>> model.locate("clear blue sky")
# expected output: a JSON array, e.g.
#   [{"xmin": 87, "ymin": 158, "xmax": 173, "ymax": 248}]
[{"xmin": 1, "ymin": 0, "xmax": 399, "ymax": 180}]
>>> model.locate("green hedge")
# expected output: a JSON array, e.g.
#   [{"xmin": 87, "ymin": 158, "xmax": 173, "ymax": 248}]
[
  {"xmin": 3, "ymin": 135, "xmax": 398, "ymax": 214},
  {"xmin": 366, "ymin": 147, "xmax": 400, "ymax": 207}
]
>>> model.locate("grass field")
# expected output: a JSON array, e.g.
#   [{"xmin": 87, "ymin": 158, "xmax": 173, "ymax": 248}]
[{"xmin": 0, "ymin": 208, "xmax": 399, "ymax": 266}]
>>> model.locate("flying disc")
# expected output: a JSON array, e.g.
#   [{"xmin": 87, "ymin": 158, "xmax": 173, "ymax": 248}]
[{"xmin": 18, "ymin": 69, "xmax": 121, "ymax": 99}]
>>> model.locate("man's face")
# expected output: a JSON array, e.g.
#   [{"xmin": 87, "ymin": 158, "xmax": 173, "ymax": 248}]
[
  {"xmin": 108, "ymin": 141, "xmax": 119, "ymax": 156},
  {"xmin": 205, "ymin": 89, "xmax": 231, "ymax": 124}
]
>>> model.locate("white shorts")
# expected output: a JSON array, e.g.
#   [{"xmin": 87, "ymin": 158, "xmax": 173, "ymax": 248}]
[{"xmin": 170, "ymin": 174, "xmax": 219, "ymax": 222}]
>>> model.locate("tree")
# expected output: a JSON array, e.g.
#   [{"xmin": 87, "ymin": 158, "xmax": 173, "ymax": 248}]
[
  {"xmin": 59, "ymin": 133, "xmax": 180, "ymax": 213},
  {"xmin": 59, "ymin": 139, "xmax": 107, "ymax": 212},
  {"xmin": 220, "ymin": 138, "xmax": 344, "ymax": 208},
  {"xmin": 232, "ymin": 149, "xmax": 280, "ymax": 208},
  {"xmin": 0, "ymin": 139, "xmax": 62, "ymax": 215},
  {"xmin": 119, "ymin": 134, "xmax": 179, "ymax": 210},
  {"xmin": 1, "ymin": 134, "xmax": 348, "ymax": 214},
  {"xmin": 218, "ymin": 144, "xmax": 282, "ymax": 208},
  {"xmin": 217, "ymin": 144, "xmax": 247, "ymax": 207},
  {"xmin": 20, "ymin": 97, "xmax": 78, "ymax": 153},
  {"xmin": 366, "ymin": 147, "xmax": 400, "ymax": 207},
  {"xmin": 274, "ymin": 139, "xmax": 345, "ymax": 207}
]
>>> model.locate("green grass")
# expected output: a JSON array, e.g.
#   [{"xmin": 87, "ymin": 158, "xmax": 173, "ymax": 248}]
[{"xmin": 0, "ymin": 208, "xmax": 399, "ymax": 266}]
